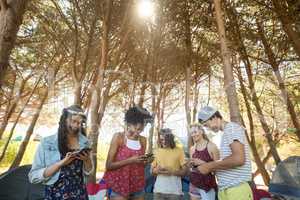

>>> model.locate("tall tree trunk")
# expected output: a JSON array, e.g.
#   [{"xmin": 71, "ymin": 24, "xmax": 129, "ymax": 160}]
[
  {"xmin": 192, "ymin": 69, "xmax": 199, "ymax": 123},
  {"xmin": 213, "ymin": 0, "xmax": 241, "ymax": 124},
  {"xmin": 226, "ymin": 5, "xmax": 281, "ymax": 165},
  {"xmin": 271, "ymin": 0, "xmax": 300, "ymax": 58},
  {"xmin": 9, "ymin": 90, "xmax": 48, "ymax": 169},
  {"xmin": 236, "ymin": 64, "xmax": 270, "ymax": 185},
  {"xmin": 73, "ymin": 81, "xmax": 82, "ymax": 106},
  {"xmin": 183, "ymin": 0, "xmax": 193, "ymax": 150},
  {"xmin": 257, "ymin": 21, "xmax": 300, "ymax": 141},
  {"xmin": 88, "ymin": 0, "xmax": 112, "ymax": 183},
  {"xmin": 0, "ymin": 77, "xmax": 28, "ymax": 139},
  {"xmin": 0, "ymin": 76, "xmax": 40, "ymax": 162},
  {"xmin": 138, "ymin": 72, "xmax": 148, "ymax": 107},
  {"xmin": 72, "ymin": 15, "xmax": 97, "ymax": 106},
  {"xmin": 0, "ymin": 0, "xmax": 29, "ymax": 88}
]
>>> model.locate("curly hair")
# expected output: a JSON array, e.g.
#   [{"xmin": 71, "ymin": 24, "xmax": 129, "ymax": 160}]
[
  {"xmin": 125, "ymin": 106, "xmax": 153, "ymax": 125},
  {"xmin": 58, "ymin": 105, "xmax": 86, "ymax": 156}
]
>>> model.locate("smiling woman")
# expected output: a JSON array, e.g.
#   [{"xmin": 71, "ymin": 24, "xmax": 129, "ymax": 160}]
[{"xmin": 137, "ymin": 0, "xmax": 155, "ymax": 18}]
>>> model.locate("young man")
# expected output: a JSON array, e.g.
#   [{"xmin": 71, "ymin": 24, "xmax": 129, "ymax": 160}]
[{"xmin": 197, "ymin": 106, "xmax": 253, "ymax": 200}]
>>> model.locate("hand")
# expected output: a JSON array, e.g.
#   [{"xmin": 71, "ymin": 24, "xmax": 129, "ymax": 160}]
[
  {"xmin": 157, "ymin": 166, "xmax": 172, "ymax": 175},
  {"xmin": 141, "ymin": 155, "xmax": 154, "ymax": 164},
  {"xmin": 59, "ymin": 152, "xmax": 76, "ymax": 166},
  {"xmin": 75, "ymin": 150, "xmax": 91, "ymax": 163},
  {"xmin": 197, "ymin": 163, "xmax": 211, "ymax": 175},
  {"xmin": 127, "ymin": 155, "xmax": 146, "ymax": 164},
  {"xmin": 190, "ymin": 158, "xmax": 206, "ymax": 167}
]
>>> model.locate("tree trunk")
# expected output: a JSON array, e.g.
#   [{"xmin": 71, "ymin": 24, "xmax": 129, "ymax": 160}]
[
  {"xmin": 0, "ymin": 77, "xmax": 27, "ymax": 139},
  {"xmin": 9, "ymin": 90, "xmax": 48, "ymax": 169},
  {"xmin": 271, "ymin": 0, "xmax": 300, "ymax": 58},
  {"xmin": 138, "ymin": 72, "xmax": 148, "ymax": 107},
  {"xmin": 0, "ymin": 76, "xmax": 40, "ymax": 162},
  {"xmin": 226, "ymin": 5, "xmax": 281, "ymax": 165},
  {"xmin": 236, "ymin": 64, "xmax": 270, "ymax": 185},
  {"xmin": 72, "ymin": 15, "xmax": 97, "ymax": 106},
  {"xmin": 73, "ymin": 81, "xmax": 82, "ymax": 106},
  {"xmin": 257, "ymin": 21, "xmax": 300, "ymax": 141},
  {"xmin": 213, "ymin": 0, "xmax": 242, "ymax": 124},
  {"xmin": 183, "ymin": 0, "xmax": 193, "ymax": 151},
  {"xmin": 88, "ymin": 0, "xmax": 112, "ymax": 183},
  {"xmin": 0, "ymin": 0, "xmax": 29, "ymax": 88}
]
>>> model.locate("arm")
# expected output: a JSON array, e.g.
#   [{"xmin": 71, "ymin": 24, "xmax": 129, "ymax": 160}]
[
  {"xmin": 173, "ymin": 148, "xmax": 188, "ymax": 177},
  {"xmin": 105, "ymin": 133, "xmax": 144, "ymax": 171},
  {"xmin": 208, "ymin": 142, "xmax": 220, "ymax": 161},
  {"xmin": 78, "ymin": 150, "xmax": 94, "ymax": 175},
  {"xmin": 43, "ymin": 154, "xmax": 74, "ymax": 178},
  {"xmin": 28, "ymin": 140, "xmax": 49, "ymax": 184},
  {"xmin": 197, "ymin": 141, "xmax": 245, "ymax": 174},
  {"xmin": 172, "ymin": 165, "xmax": 188, "ymax": 177},
  {"xmin": 29, "ymin": 140, "xmax": 75, "ymax": 184}
]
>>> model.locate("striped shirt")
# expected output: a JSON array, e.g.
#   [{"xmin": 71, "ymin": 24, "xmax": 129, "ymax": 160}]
[{"xmin": 216, "ymin": 122, "xmax": 252, "ymax": 190}]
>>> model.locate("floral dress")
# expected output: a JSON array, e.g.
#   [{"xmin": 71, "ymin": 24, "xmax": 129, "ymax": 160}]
[{"xmin": 45, "ymin": 156, "xmax": 88, "ymax": 200}]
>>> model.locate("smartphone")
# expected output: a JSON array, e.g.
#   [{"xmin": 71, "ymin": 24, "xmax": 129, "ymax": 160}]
[
  {"xmin": 73, "ymin": 148, "xmax": 92, "ymax": 156},
  {"xmin": 144, "ymin": 153, "xmax": 154, "ymax": 159}
]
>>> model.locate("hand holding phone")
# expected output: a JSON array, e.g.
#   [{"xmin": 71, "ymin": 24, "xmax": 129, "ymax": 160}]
[
  {"xmin": 73, "ymin": 148, "xmax": 92, "ymax": 156},
  {"xmin": 73, "ymin": 148, "xmax": 92, "ymax": 162},
  {"xmin": 142, "ymin": 153, "xmax": 154, "ymax": 163}
]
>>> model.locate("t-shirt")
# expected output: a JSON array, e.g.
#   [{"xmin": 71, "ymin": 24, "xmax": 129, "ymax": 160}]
[
  {"xmin": 216, "ymin": 122, "xmax": 252, "ymax": 190},
  {"xmin": 152, "ymin": 147, "xmax": 186, "ymax": 172},
  {"xmin": 152, "ymin": 147, "xmax": 186, "ymax": 195}
]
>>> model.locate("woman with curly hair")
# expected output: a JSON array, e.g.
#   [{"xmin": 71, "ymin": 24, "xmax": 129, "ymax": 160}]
[{"xmin": 103, "ymin": 106, "xmax": 153, "ymax": 200}]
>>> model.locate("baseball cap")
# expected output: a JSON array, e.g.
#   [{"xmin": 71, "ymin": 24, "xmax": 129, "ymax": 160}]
[{"xmin": 198, "ymin": 106, "xmax": 218, "ymax": 123}]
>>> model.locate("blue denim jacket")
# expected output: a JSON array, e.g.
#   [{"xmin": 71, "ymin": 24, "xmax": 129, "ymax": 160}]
[{"xmin": 28, "ymin": 133, "xmax": 92, "ymax": 185}]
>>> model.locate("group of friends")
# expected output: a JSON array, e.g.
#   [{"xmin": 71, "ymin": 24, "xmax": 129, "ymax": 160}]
[{"xmin": 29, "ymin": 104, "xmax": 253, "ymax": 200}]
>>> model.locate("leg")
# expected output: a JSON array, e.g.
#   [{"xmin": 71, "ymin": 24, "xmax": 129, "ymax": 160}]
[
  {"xmin": 130, "ymin": 190, "xmax": 145, "ymax": 200},
  {"xmin": 109, "ymin": 190, "xmax": 128, "ymax": 200},
  {"xmin": 199, "ymin": 188, "xmax": 216, "ymax": 200},
  {"xmin": 189, "ymin": 184, "xmax": 202, "ymax": 200},
  {"xmin": 110, "ymin": 196, "xmax": 127, "ymax": 200},
  {"xmin": 190, "ymin": 195, "xmax": 201, "ymax": 200},
  {"xmin": 153, "ymin": 193, "xmax": 167, "ymax": 200}
]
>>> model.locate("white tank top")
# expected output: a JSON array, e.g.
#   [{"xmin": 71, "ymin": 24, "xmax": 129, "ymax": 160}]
[{"xmin": 125, "ymin": 136, "xmax": 141, "ymax": 150}]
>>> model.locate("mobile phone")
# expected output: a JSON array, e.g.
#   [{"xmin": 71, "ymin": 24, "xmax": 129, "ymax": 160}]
[
  {"xmin": 144, "ymin": 153, "xmax": 154, "ymax": 158},
  {"xmin": 74, "ymin": 148, "xmax": 92, "ymax": 156}
]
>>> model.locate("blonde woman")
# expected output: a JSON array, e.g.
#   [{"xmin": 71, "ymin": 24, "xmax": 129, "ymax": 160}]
[{"xmin": 189, "ymin": 124, "xmax": 219, "ymax": 200}]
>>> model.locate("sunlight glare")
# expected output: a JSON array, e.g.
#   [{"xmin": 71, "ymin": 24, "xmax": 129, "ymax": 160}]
[{"xmin": 137, "ymin": 0, "xmax": 155, "ymax": 19}]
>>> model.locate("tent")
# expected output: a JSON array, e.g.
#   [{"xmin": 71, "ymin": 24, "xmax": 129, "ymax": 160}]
[
  {"xmin": 269, "ymin": 156, "xmax": 300, "ymax": 199},
  {"xmin": 0, "ymin": 165, "xmax": 44, "ymax": 200}
]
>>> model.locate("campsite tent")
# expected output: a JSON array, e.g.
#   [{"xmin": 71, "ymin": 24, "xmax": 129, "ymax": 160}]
[
  {"xmin": 269, "ymin": 156, "xmax": 300, "ymax": 199},
  {"xmin": 0, "ymin": 165, "xmax": 44, "ymax": 200}
]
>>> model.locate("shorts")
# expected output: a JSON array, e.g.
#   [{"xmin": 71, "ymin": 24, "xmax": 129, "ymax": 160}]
[
  {"xmin": 189, "ymin": 183, "xmax": 216, "ymax": 200},
  {"xmin": 218, "ymin": 182, "xmax": 253, "ymax": 200}
]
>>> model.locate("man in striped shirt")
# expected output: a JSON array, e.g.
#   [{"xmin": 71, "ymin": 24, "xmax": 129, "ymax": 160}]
[{"xmin": 196, "ymin": 106, "xmax": 253, "ymax": 200}]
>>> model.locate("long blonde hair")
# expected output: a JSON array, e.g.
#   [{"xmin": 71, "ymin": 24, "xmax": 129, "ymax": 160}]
[{"xmin": 189, "ymin": 123, "xmax": 209, "ymax": 142}]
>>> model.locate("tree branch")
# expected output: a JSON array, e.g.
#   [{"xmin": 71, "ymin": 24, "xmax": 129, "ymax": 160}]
[{"xmin": 0, "ymin": 0, "xmax": 8, "ymax": 11}]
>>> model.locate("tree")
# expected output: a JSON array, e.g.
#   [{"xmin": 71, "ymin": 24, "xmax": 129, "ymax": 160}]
[
  {"xmin": 213, "ymin": 0, "xmax": 242, "ymax": 123},
  {"xmin": 0, "ymin": 0, "xmax": 29, "ymax": 89}
]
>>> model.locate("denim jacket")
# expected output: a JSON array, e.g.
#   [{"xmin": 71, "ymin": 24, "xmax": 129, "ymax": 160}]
[{"xmin": 28, "ymin": 133, "xmax": 93, "ymax": 185}]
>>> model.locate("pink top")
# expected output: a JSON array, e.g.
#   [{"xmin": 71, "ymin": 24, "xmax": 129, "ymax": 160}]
[{"xmin": 103, "ymin": 138, "xmax": 145, "ymax": 197}]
